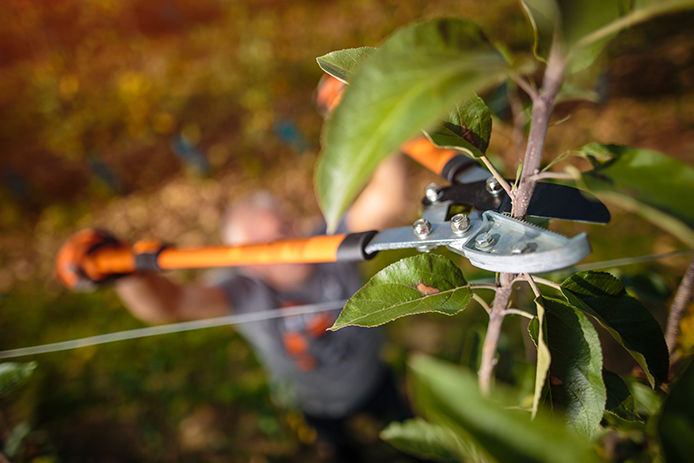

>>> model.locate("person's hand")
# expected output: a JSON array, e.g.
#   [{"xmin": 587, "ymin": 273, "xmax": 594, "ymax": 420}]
[{"xmin": 55, "ymin": 229, "xmax": 132, "ymax": 290}]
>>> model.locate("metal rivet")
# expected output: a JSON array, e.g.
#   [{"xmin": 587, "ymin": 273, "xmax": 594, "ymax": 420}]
[
  {"xmin": 412, "ymin": 218, "xmax": 431, "ymax": 239},
  {"xmin": 475, "ymin": 232, "xmax": 494, "ymax": 248},
  {"xmin": 485, "ymin": 177, "xmax": 503, "ymax": 197},
  {"xmin": 424, "ymin": 183, "xmax": 442, "ymax": 203},
  {"xmin": 450, "ymin": 213, "xmax": 470, "ymax": 234}
]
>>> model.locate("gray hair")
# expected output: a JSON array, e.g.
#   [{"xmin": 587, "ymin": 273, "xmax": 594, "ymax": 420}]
[{"xmin": 221, "ymin": 191, "xmax": 283, "ymax": 244}]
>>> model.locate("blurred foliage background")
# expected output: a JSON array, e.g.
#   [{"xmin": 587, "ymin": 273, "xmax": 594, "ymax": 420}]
[{"xmin": 0, "ymin": 0, "xmax": 693, "ymax": 461}]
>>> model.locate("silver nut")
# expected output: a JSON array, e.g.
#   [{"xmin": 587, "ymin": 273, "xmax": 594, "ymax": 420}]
[
  {"xmin": 412, "ymin": 218, "xmax": 431, "ymax": 239},
  {"xmin": 485, "ymin": 177, "xmax": 503, "ymax": 197},
  {"xmin": 475, "ymin": 232, "xmax": 495, "ymax": 248},
  {"xmin": 424, "ymin": 182, "xmax": 442, "ymax": 203},
  {"xmin": 450, "ymin": 213, "xmax": 470, "ymax": 234}
]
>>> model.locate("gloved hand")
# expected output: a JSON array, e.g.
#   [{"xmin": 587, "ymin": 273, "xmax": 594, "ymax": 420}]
[{"xmin": 55, "ymin": 228, "xmax": 132, "ymax": 290}]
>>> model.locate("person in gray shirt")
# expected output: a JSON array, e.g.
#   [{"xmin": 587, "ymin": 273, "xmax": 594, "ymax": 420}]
[{"xmin": 115, "ymin": 156, "xmax": 409, "ymax": 459}]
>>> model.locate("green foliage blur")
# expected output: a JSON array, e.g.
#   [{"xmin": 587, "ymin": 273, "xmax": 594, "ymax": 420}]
[{"xmin": 1, "ymin": 0, "xmax": 694, "ymax": 461}]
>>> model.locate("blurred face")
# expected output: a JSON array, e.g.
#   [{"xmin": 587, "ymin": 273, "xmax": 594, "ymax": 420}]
[{"xmin": 223, "ymin": 205, "xmax": 313, "ymax": 289}]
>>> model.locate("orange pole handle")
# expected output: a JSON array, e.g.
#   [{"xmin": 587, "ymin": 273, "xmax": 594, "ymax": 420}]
[
  {"xmin": 156, "ymin": 234, "xmax": 347, "ymax": 270},
  {"xmin": 84, "ymin": 231, "xmax": 378, "ymax": 275},
  {"xmin": 400, "ymin": 137, "xmax": 459, "ymax": 177}
]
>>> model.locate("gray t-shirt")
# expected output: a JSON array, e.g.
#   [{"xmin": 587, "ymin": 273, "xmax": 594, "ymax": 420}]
[{"xmin": 217, "ymin": 261, "xmax": 385, "ymax": 418}]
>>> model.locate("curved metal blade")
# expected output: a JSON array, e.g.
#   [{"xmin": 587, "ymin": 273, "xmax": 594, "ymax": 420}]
[{"xmin": 447, "ymin": 211, "xmax": 591, "ymax": 273}]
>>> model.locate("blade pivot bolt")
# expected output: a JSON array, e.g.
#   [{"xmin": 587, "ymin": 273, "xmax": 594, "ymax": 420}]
[
  {"xmin": 424, "ymin": 183, "xmax": 443, "ymax": 203},
  {"xmin": 413, "ymin": 218, "xmax": 432, "ymax": 239},
  {"xmin": 475, "ymin": 232, "xmax": 495, "ymax": 248},
  {"xmin": 485, "ymin": 177, "xmax": 503, "ymax": 197},
  {"xmin": 450, "ymin": 213, "xmax": 470, "ymax": 234}
]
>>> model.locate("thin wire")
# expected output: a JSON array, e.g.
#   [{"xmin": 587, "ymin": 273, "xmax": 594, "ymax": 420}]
[
  {"xmin": 561, "ymin": 249, "xmax": 694, "ymax": 274},
  {"xmin": 0, "ymin": 300, "xmax": 347, "ymax": 360}
]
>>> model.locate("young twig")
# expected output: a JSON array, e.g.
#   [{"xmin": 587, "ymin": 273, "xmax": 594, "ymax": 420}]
[
  {"xmin": 470, "ymin": 283, "xmax": 499, "ymax": 291},
  {"xmin": 527, "ymin": 171, "xmax": 578, "ymax": 182},
  {"xmin": 511, "ymin": 73, "xmax": 539, "ymax": 101},
  {"xmin": 480, "ymin": 155, "xmax": 514, "ymax": 197},
  {"xmin": 502, "ymin": 308, "xmax": 534, "ymax": 319},
  {"xmin": 523, "ymin": 273, "xmax": 542, "ymax": 299},
  {"xmin": 532, "ymin": 276, "xmax": 562, "ymax": 291},
  {"xmin": 472, "ymin": 292, "xmax": 492, "ymax": 315},
  {"xmin": 665, "ymin": 256, "xmax": 694, "ymax": 354}
]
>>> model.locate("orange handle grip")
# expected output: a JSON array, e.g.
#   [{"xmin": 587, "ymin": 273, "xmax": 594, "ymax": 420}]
[
  {"xmin": 157, "ymin": 234, "xmax": 347, "ymax": 270},
  {"xmin": 82, "ymin": 232, "xmax": 381, "ymax": 275},
  {"xmin": 400, "ymin": 137, "xmax": 459, "ymax": 177}
]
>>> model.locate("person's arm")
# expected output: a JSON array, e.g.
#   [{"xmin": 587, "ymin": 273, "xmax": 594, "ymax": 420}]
[
  {"xmin": 115, "ymin": 273, "xmax": 230, "ymax": 324},
  {"xmin": 345, "ymin": 154, "xmax": 408, "ymax": 233}
]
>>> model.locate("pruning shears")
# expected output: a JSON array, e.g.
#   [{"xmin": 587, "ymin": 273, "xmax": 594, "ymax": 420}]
[{"xmin": 56, "ymin": 76, "xmax": 610, "ymax": 289}]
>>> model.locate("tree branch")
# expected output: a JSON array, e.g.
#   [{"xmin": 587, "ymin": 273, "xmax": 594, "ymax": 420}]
[
  {"xmin": 477, "ymin": 42, "xmax": 567, "ymax": 395},
  {"xmin": 478, "ymin": 272, "xmax": 514, "ymax": 394},
  {"xmin": 511, "ymin": 43, "xmax": 565, "ymax": 219},
  {"xmin": 665, "ymin": 256, "xmax": 694, "ymax": 353}
]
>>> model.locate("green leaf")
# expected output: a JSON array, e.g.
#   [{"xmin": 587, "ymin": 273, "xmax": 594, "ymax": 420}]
[
  {"xmin": 568, "ymin": 0, "xmax": 694, "ymax": 72},
  {"xmin": 603, "ymin": 370, "xmax": 642, "ymax": 423},
  {"xmin": 316, "ymin": 47, "xmax": 376, "ymax": 83},
  {"xmin": 530, "ymin": 298, "xmax": 551, "ymax": 419},
  {"xmin": 381, "ymin": 418, "xmax": 483, "ymax": 462},
  {"xmin": 560, "ymin": 271, "xmax": 669, "ymax": 387},
  {"xmin": 423, "ymin": 95, "xmax": 492, "ymax": 158},
  {"xmin": 657, "ymin": 357, "xmax": 694, "ymax": 463},
  {"xmin": 543, "ymin": 297, "xmax": 606, "ymax": 437},
  {"xmin": 0, "ymin": 361, "xmax": 37, "ymax": 396},
  {"xmin": 574, "ymin": 143, "xmax": 694, "ymax": 247},
  {"xmin": 330, "ymin": 254, "xmax": 471, "ymax": 330},
  {"xmin": 315, "ymin": 18, "xmax": 513, "ymax": 230},
  {"xmin": 627, "ymin": 378, "xmax": 663, "ymax": 417},
  {"xmin": 410, "ymin": 354, "xmax": 599, "ymax": 463},
  {"xmin": 521, "ymin": 0, "xmax": 694, "ymax": 72}
]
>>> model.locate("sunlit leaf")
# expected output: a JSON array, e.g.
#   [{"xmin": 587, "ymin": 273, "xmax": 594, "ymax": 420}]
[
  {"xmin": 316, "ymin": 47, "xmax": 376, "ymax": 83},
  {"xmin": 423, "ymin": 95, "xmax": 492, "ymax": 158},
  {"xmin": 529, "ymin": 298, "xmax": 551, "ymax": 419},
  {"xmin": 574, "ymin": 143, "xmax": 694, "ymax": 247},
  {"xmin": 657, "ymin": 357, "xmax": 694, "ymax": 463},
  {"xmin": 603, "ymin": 370, "xmax": 642, "ymax": 424},
  {"xmin": 316, "ymin": 18, "xmax": 513, "ymax": 230},
  {"xmin": 560, "ymin": 271, "xmax": 669, "ymax": 387},
  {"xmin": 331, "ymin": 254, "xmax": 471, "ymax": 330},
  {"xmin": 381, "ymin": 417, "xmax": 483, "ymax": 462},
  {"xmin": 520, "ymin": 0, "xmax": 694, "ymax": 72},
  {"xmin": 568, "ymin": 0, "xmax": 694, "ymax": 72},
  {"xmin": 410, "ymin": 354, "xmax": 599, "ymax": 463},
  {"xmin": 0, "ymin": 361, "xmax": 37, "ymax": 396},
  {"xmin": 543, "ymin": 297, "xmax": 606, "ymax": 437}
]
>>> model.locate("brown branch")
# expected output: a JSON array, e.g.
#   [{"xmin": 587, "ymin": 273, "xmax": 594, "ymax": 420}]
[
  {"xmin": 511, "ymin": 43, "xmax": 565, "ymax": 219},
  {"xmin": 665, "ymin": 256, "xmax": 694, "ymax": 353},
  {"xmin": 478, "ymin": 272, "xmax": 515, "ymax": 394},
  {"xmin": 477, "ymin": 43, "xmax": 566, "ymax": 394}
]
